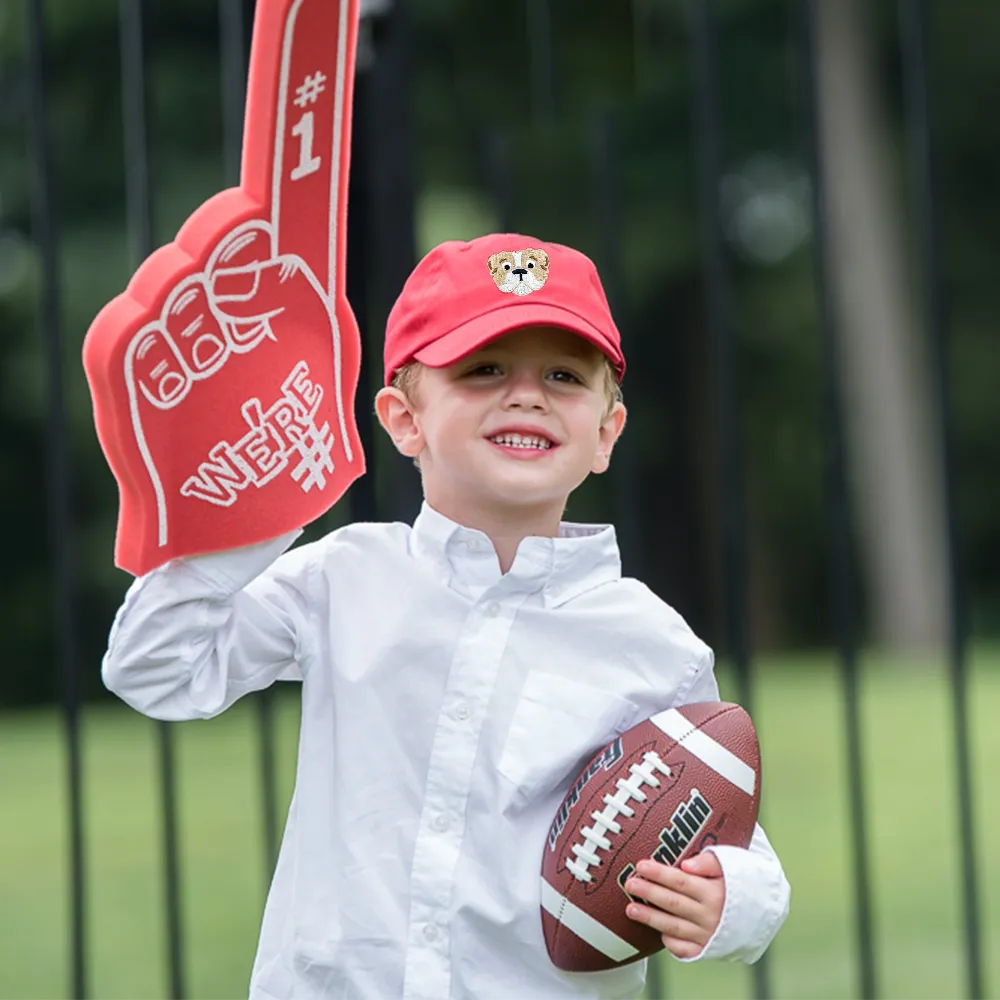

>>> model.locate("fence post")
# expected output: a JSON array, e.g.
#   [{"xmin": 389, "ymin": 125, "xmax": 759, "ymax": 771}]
[
  {"xmin": 346, "ymin": 40, "xmax": 381, "ymax": 526},
  {"xmin": 364, "ymin": 0, "xmax": 421, "ymax": 523},
  {"xmin": 483, "ymin": 130, "xmax": 516, "ymax": 236},
  {"xmin": 687, "ymin": 2, "xmax": 768, "ymax": 996},
  {"xmin": 25, "ymin": 1, "xmax": 88, "ymax": 996},
  {"xmin": 800, "ymin": 2, "xmax": 877, "ymax": 996},
  {"xmin": 591, "ymin": 110, "xmax": 642, "ymax": 580},
  {"xmin": 118, "ymin": 0, "xmax": 187, "ymax": 994},
  {"xmin": 526, "ymin": 0, "xmax": 556, "ymax": 126},
  {"xmin": 898, "ymin": 2, "xmax": 984, "ymax": 996}
]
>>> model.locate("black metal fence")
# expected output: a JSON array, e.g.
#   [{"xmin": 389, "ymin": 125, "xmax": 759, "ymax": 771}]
[{"xmin": 21, "ymin": 0, "xmax": 985, "ymax": 997}]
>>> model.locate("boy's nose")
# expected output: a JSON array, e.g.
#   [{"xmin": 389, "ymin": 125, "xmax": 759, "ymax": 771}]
[{"xmin": 502, "ymin": 373, "xmax": 548, "ymax": 410}]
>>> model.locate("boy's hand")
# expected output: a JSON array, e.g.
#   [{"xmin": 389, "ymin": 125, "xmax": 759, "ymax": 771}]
[{"xmin": 624, "ymin": 852, "xmax": 725, "ymax": 960}]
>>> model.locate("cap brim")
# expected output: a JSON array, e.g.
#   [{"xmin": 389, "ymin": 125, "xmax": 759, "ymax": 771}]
[{"xmin": 412, "ymin": 303, "xmax": 625, "ymax": 379}]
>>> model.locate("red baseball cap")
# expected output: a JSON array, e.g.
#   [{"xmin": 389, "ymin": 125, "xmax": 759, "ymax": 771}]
[{"xmin": 383, "ymin": 233, "xmax": 625, "ymax": 385}]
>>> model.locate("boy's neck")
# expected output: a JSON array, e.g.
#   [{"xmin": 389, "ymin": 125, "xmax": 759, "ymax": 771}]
[{"xmin": 426, "ymin": 496, "xmax": 566, "ymax": 574}]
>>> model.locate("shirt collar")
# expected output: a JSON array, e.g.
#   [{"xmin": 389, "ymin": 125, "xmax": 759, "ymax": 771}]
[{"xmin": 409, "ymin": 502, "xmax": 621, "ymax": 607}]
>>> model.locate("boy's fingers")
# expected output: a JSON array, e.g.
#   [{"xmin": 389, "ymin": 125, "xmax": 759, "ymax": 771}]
[
  {"xmin": 661, "ymin": 935, "xmax": 705, "ymax": 961},
  {"xmin": 680, "ymin": 851, "xmax": 724, "ymax": 878},
  {"xmin": 625, "ymin": 901, "xmax": 708, "ymax": 946},
  {"xmin": 625, "ymin": 877, "xmax": 700, "ymax": 923},
  {"xmin": 634, "ymin": 860, "xmax": 712, "ymax": 902}
]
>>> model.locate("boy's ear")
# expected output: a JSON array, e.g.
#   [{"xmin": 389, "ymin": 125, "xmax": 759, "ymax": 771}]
[
  {"xmin": 591, "ymin": 401, "xmax": 627, "ymax": 475},
  {"xmin": 375, "ymin": 386, "xmax": 424, "ymax": 459}
]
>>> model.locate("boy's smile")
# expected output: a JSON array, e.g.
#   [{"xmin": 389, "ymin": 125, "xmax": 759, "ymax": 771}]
[
  {"xmin": 486, "ymin": 427, "xmax": 557, "ymax": 456},
  {"xmin": 376, "ymin": 325, "xmax": 626, "ymax": 543}
]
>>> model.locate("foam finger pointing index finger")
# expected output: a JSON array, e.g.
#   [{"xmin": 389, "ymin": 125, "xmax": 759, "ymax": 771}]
[{"xmin": 242, "ymin": 0, "xmax": 359, "ymax": 297}]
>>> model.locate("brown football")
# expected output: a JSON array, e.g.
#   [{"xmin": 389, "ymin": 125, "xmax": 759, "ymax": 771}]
[{"xmin": 540, "ymin": 701, "xmax": 761, "ymax": 972}]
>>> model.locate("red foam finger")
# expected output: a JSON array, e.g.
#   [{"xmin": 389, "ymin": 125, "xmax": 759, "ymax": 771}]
[
  {"xmin": 269, "ymin": 0, "xmax": 351, "ymax": 293},
  {"xmin": 162, "ymin": 277, "xmax": 233, "ymax": 377},
  {"xmin": 83, "ymin": 0, "xmax": 363, "ymax": 575},
  {"xmin": 211, "ymin": 268, "xmax": 261, "ymax": 302},
  {"xmin": 212, "ymin": 259, "xmax": 314, "ymax": 321}
]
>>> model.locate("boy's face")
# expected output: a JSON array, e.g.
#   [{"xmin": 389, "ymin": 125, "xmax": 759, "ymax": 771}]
[{"xmin": 376, "ymin": 325, "xmax": 626, "ymax": 523}]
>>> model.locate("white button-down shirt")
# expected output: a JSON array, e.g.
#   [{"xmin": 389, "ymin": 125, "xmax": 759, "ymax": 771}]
[{"xmin": 103, "ymin": 504, "xmax": 789, "ymax": 1000}]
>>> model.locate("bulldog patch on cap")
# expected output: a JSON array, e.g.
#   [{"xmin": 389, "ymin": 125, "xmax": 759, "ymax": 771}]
[{"xmin": 487, "ymin": 248, "xmax": 550, "ymax": 296}]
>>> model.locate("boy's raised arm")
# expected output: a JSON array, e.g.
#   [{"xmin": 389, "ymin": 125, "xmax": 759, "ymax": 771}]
[{"xmin": 102, "ymin": 530, "xmax": 313, "ymax": 721}]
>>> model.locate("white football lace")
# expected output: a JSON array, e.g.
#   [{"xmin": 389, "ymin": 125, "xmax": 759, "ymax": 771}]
[{"xmin": 565, "ymin": 751, "xmax": 672, "ymax": 883}]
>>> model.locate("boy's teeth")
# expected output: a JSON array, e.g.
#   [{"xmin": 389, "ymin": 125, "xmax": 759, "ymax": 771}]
[{"xmin": 490, "ymin": 433, "xmax": 552, "ymax": 450}]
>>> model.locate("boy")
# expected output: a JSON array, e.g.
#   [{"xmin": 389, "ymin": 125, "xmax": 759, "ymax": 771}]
[{"xmin": 103, "ymin": 233, "xmax": 790, "ymax": 999}]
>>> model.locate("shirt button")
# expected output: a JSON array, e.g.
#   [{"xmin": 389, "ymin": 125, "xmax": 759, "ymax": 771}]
[
  {"xmin": 453, "ymin": 702, "xmax": 471, "ymax": 721},
  {"xmin": 485, "ymin": 601, "xmax": 501, "ymax": 618},
  {"xmin": 423, "ymin": 923, "xmax": 439, "ymax": 943},
  {"xmin": 432, "ymin": 814, "xmax": 450, "ymax": 833}
]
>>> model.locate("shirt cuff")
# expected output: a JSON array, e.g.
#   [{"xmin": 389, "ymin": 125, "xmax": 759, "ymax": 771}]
[
  {"xmin": 175, "ymin": 529, "xmax": 304, "ymax": 594},
  {"xmin": 675, "ymin": 843, "xmax": 790, "ymax": 965}
]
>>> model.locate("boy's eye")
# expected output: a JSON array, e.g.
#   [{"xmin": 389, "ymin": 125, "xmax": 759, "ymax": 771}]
[
  {"xmin": 547, "ymin": 369, "xmax": 582, "ymax": 384},
  {"xmin": 465, "ymin": 363, "xmax": 502, "ymax": 377}
]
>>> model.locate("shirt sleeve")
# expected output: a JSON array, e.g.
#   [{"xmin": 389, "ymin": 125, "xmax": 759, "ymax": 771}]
[
  {"xmin": 674, "ymin": 652, "xmax": 791, "ymax": 965},
  {"xmin": 102, "ymin": 529, "xmax": 311, "ymax": 722}
]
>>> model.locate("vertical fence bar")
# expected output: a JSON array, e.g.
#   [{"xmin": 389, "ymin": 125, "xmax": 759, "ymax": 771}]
[
  {"xmin": 219, "ymin": 0, "xmax": 248, "ymax": 184},
  {"xmin": 631, "ymin": 0, "xmax": 650, "ymax": 96},
  {"xmin": 527, "ymin": 0, "xmax": 556, "ymax": 126},
  {"xmin": 688, "ymin": 3, "xmax": 767, "ymax": 997},
  {"xmin": 347, "ymin": 60, "xmax": 380, "ymax": 525},
  {"xmin": 484, "ymin": 130, "xmax": 515, "ymax": 235},
  {"xmin": 253, "ymin": 675, "xmax": 279, "ymax": 876},
  {"xmin": 218, "ymin": 0, "xmax": 281, "ymax": 881},
  {"xmin": 898, "ymin": 2, "xmax": 983, "ymax": 996},
  {"xmin": 688, "ymin": 0, "xmax": 752, "ymax": 715},
  {"xmin": 119, "ymin": 0, "xmax": 153, "ymax": 260},
  {"xmin": 591, "ymin": 106, "xmax": 662, "ymax": 998},
  {"xmin": 591, "ymin": 111, "xmax": 642, "ymax": 580},
  {"xmin": 24, "ymin": 3, "xmax": 88, "ymax": 997},
  {"xmin": 800, "ymin": 2, "xmax": 877, "ymax": 997},
  {"xmin": 118, "ymin": 0, "xmax": 186, "ymax": 995},
  {"xmin": 366, "ymin": 0, "xmax": 420, "ymax": 523}
]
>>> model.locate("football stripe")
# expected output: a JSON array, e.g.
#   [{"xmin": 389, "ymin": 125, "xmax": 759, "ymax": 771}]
[
  {"xmin": 650, "ymin": 708, "xmax": 756, "ymax": 796},
  {"xmin": 539, "ymin": 877, "xmax": 639, "ymax": 963}
]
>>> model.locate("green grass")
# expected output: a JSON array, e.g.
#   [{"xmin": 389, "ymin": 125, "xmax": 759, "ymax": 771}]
[{"xmin": 1, "ymin": 649, "xmax": 998, "ymax": 1000}]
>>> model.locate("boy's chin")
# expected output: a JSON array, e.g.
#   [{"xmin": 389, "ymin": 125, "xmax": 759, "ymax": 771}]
[{"xmin": 478, "ymin": 473, "xmax": 583, "ymax": 510}]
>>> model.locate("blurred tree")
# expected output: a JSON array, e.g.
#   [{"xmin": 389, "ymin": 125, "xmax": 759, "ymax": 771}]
[{"xmin": 816, "ymin": 0, "xmax": 947, "ymax": 651}]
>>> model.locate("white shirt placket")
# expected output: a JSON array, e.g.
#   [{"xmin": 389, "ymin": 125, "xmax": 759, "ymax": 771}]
[{"xmin": 401, "ymin": 592, "xmax": 526, "ymax": 1000}]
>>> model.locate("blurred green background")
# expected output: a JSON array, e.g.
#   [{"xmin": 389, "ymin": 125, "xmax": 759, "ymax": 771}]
[{"xmin": 1, "ymin": 0, "xmax": 998, "ymax": 996}]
